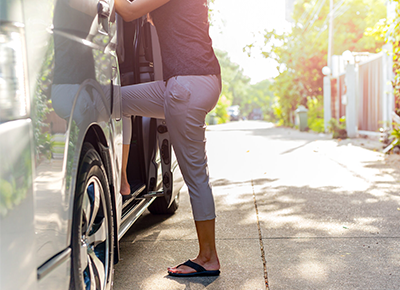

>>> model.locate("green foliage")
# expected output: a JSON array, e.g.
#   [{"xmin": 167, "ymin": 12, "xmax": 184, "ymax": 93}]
[
  {"xmin": 390, "ymin": 126, "xmax": 400, "ymax": 147},
  {"xmin": 389, "ymin": 0, "xmax": 400, "ymax": 109},
  {"xmin": 307, "ymin": 95, "xmax": 324, "ymax": 133},
  {"xmin": 208, "ymin": 0, "xmax": 216, "ymax": 23},
  {"xmin": 385, "ymin": 123, "xmax": 400, "ymax": 153},
  {"xmin": 213, "ymin": 94, "xmax": 230, "ymax": 124},
  {"xmin": 331, "ymin": 0, "xmax": 387, "ymax": 53},
  {"xmin": 272, "ymin": 104, "xmax": 284, "ymax": 126},
  {"xmin": 270, "ymin": 70, "xmax": 304, "ymax": 126},
  {"xmin": 245, "ymin": 79, "xmax": 275, "ymax": 120},
  {"xmin": 247, "ymin": 0, "xmax": 386, "ymax": 130},
  {"xmin": 364, "ymin": 18, "xmax": 388, "ymax": 51},
  {"xmin": 384, "ymin": 0, "xmax": 400, "ymax": 144},
  {"xmin": 328, "ymin": 117, "xmax": 347, "ymax": 139},
  {"xmin": 215, "ymin": 49, "xmax": 250, "ymax": 105},
  {"xmin": 214, "ymin": 49, "xmax": 275, "ymax": 122}
]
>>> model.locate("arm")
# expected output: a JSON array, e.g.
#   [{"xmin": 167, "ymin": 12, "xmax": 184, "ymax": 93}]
[{"xmin": 115, "ymin": 0, "xmax": 170, "ymax": 22}]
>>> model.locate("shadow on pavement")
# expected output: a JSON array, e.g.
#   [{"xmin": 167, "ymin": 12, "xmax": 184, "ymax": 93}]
[
  {"xmin": 115, "ymin": 122, "xmax": 400, "ymax": 289},
  {"xmin": 253, "ymin": 180, "xmax": 400, "ymax": 290},
  {"xmin": 212, "ymin": 177, "xmax": 278, "ymax": 187},
  {"xmin": 115, "ymin": 176, "xmax": 271, "ymax": 289},
  {"xmin": 164, "ymin": 275, "xmax": 220, "ymax": 289}
]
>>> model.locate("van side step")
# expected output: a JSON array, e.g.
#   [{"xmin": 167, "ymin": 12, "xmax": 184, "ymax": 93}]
[
  {"xmin": 138, "ymin": 191, "xmax": 164, "ymax": 199},
  {"xmin": 122, "ymin": 181, "xmax": 146, "ymax": 209}
]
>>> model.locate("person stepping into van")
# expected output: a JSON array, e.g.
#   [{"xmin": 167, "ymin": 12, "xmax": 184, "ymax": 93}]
[{"xmin": 115, "ymin": 0, "xmax": 222, "ymax": 277}]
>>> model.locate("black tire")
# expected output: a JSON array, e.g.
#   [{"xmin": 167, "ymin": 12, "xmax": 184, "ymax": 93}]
[
  {"xmin": 148, "ymin": 191, "xmax": 180, "ymax": 215},
  {"xmin": 70, "ymin": 143, "xmax": 114, "ymax": 290}
]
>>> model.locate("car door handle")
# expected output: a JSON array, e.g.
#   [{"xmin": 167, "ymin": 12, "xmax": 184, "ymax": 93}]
[
  {"xmin": 97, "ymin": 1, "xmax": 110, "ymax": 18},
  {"xmin": 97, "ymin": 1, "xmax": 110, "ymax": 34}
]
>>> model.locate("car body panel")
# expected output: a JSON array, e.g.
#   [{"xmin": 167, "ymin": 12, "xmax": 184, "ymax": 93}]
[
  {"xmin": 37, "ymin": 248, "xmax": 70, "ymax": 290},
  {"xmin": 0, "ymin": 0, "xmax": 23, "ymax": 22},
  {"xmin": 0, "ymin": 0, "xmax": 182, "ymax": 288},
  {"xmin": 38, "ymin": 259, "xmax": 70, "ymax": 290},
  {"xmin": 0, "ymin": 119, "xmax": 37, "ymax": 290},
  {"xmin": 21, "ymin": 0, "xmax": 121, "ymax": 270}
]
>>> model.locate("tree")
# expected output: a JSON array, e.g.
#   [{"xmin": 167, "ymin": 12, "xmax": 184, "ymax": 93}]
[
  {"xmin": 210, "ymin": 49, "xmax": 276, "ymax": 123},
  {"xmin": 209, "ymin": 49, "xmax": 250, "ymax": 123},
  {"xmin": 245, "ymin": 79, "xmax": 275, "ymax": 121},
  {"xmin": 215, "ymin": 49, "xmax": 250, "ymax": 105},
  {"xmin": 246, "ymin": 0, "xmax": 387, "ymax": 128},
  {"xmin": 388, "ymin": 0, "xmax": 400, "ymax": 110}
]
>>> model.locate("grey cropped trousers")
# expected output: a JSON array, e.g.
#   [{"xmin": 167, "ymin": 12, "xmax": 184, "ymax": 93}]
[{"xmin": 122, "ymin": 74, "xmax": 221, "ymax": 221}]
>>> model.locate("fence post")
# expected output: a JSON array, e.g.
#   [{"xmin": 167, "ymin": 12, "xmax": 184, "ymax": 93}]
[
  {"xmin": 345, "ymin": 64, "xmax": 357, "ymax": 137},
  {"xmin": 323, "ymin": 76, "xmax": 331, "ymax": 132}
]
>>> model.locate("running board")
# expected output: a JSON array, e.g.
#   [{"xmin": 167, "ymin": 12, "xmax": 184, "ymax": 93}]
[
  {"xmin": 122, "ymin": 182, "xmax": 146, "ymax": 210},
  {"xmin": 138, "ymin": 191, "xmax": 164, "ymax": 199},
  {"xmin": 119, "ymin": 197, "xmax": 157, "ymax": 240}
]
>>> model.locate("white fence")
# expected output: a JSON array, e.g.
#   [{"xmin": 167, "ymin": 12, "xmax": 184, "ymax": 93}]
[{"xmin": 330, "ymin": 48, "xmax": 393, "ymax": 135}]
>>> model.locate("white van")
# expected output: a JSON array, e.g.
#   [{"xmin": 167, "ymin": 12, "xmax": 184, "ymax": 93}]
[{"xmin": 0, "ymin": 1, "xmax": 183, "ymax": 289}]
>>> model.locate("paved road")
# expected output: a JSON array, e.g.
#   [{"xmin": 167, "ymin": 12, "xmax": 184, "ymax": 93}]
[{"xmin": 114, "ymin": 121, "xmax": 400, "ymax": 290}]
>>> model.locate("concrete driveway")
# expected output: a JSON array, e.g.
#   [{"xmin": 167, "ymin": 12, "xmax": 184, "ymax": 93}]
[{"xmin": 115, "ymin": 121, "xmax": 400, "ymax": 290}]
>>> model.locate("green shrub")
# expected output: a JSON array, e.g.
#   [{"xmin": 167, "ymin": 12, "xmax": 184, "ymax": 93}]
[
  {"xmin": 307, "ymin": 96, "xmax": 324, "ymax": 133},
  {"xmin": 328, "ymin": 117, "xmax": 347, "ymax": 139},
  {"xmin": 214, "ymin": 94, "xmax": 230, "ymax": 124}
]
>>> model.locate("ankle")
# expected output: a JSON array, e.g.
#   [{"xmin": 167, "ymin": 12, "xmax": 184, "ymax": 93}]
[
  {"xmin": 197, "ymin": 250, "xmax": 219, "ymax": 264},
  {"xmin": 120, "ymin": 173, "xmax": 128, "ymax": 185}
]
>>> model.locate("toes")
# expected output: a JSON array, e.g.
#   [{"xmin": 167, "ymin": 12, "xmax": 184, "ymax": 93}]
[
  {"xmin": 168, "ymin": 266, "xmax": 182, "ymax": 273},
  {"xmin": 168, "ymin": 265, "xmax": 194, "ymax": 274},
  {"xmin": 168, "ymin": 268, "xmax": 180, "ymax": 274}
]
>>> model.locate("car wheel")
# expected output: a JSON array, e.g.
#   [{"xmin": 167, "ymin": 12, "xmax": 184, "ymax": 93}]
[
  {"xmin": 148, "ymin": 191, "xmax": 180, "ymax": 215},
  {"xmin": 70, "ymin": 143, "xmax": 114, "ymax": 290}
]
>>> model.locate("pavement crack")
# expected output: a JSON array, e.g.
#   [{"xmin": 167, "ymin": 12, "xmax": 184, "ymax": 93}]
[
  {"xmin": 324, "ymin": 154, "xmax": 371, "ymax": 183},
  {"xmin": 252, "ymin": 178, "xmax": 269, "ymax": 290}
]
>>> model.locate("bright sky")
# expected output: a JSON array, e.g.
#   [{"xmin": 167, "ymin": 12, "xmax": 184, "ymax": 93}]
[{"xmin": 209, "ymin": 0, "xmax": 291, "ymax": 84}]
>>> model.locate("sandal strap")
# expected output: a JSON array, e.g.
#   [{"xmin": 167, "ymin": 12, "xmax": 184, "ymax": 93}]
[{"xmin": 179, "ymin": 260, "xmax": 206, "ymax": 273}]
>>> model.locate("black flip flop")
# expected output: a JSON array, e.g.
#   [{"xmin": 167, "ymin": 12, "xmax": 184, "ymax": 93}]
[{"xmin": 168, "ymin": 260, "xmax": 220, "ymax": 277}]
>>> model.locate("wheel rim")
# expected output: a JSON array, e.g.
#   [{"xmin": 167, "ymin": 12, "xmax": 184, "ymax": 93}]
[{"xmin": 79, "ymin": 176, "xmax": 109, "ymax": 290}]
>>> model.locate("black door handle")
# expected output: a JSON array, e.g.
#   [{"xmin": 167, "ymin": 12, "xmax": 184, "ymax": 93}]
[
  {"xmin": 97, "ymin": 1, "xmax": 110, "ymax": 18},
  {"xmin": 97, "ymin": 1, "xmax": 110, "ymax": 34}
]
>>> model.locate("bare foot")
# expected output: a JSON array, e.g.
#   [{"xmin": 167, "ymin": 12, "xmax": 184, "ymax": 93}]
[
  {"xmin": 120, "ymin": 178, "xmax": 131, "ymax": 196},
  {"xmin": 168, "ymin": 257, "xmax": 220, "ymax": 274}
]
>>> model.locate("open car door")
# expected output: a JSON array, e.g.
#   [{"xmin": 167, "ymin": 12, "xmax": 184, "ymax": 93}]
[{"xmin": 117, "ymin": 16, "xmax": 183, "ymax": 209}]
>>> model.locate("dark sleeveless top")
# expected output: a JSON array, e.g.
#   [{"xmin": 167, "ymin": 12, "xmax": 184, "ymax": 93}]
[{"xmin": 151, "ymin": 0, "xmax": 220, "ymax": 81}]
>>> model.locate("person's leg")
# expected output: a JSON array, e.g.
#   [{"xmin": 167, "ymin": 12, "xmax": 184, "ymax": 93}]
[
  {"xmin": 193, "ymin": 219, "xmax": 219, "ymax": 270},
  {"xmin": 164, "ymin": 75, "xmax": 221, "ymax": 274},
  {"xmin": 120, "ymin": 81, "xmax": 166, "ymax": 196},
  {"xmin": 168, "ymin": 219, "xmax": 220, "ymax": 274}
]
